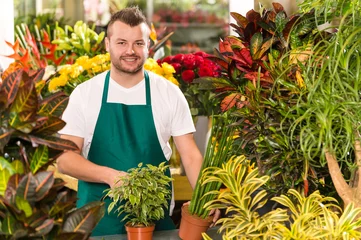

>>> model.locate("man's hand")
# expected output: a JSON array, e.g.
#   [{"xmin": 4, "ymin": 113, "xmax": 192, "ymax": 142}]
[
  {"xmin": 182, "ymin": 201, "xmax": 221, "ymax": 228},
  {"xmin": 108, "ymin": 170, "xmax": 128, "ymax": 188},
  {"xmin": 209, "ymin": 209, "xmax": 221, "ymax": 228}
]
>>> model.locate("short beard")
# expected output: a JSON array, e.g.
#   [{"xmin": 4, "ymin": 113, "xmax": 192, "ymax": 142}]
[{"xmin": 113, "ymin": 59, "xmax": 144, "ymax": 75}]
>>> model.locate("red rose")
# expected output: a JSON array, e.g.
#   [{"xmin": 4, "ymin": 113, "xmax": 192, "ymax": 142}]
[
  {"xmin": 173, "ymin": 54, "xmax": 184, "ymax": 63},
  {"xmin": 183, "ymin": 54, "xmax": 196, "ymax": 70},
  {"xmin": 198, "ymin": 65, "xmax": 214, "ymax": 77},
  {"xmin": 182, "ymin": 70, "xmax": 195, "ymax": 83},
  {"xmin": 194, "ymin": 55, "xmax": 204, "ymax": 66},
  {"xmin": 162, "ymin": 56, "xmax": 174, "ymax": 64},
  {"xmin": 194, "ymin": 51, "xmax": 209, "ymax": 57},
  {"xmin": 171, "ymin": 63, "xmax": 182, "ymax": 74}
]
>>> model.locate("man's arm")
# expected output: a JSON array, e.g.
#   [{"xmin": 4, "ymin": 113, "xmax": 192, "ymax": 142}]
[
  {"xmin": 57, "ymin": 134, "xmax": 125, "ymax": 188},
  {"xmin": 173, "ymin": 133, "xmax": 203, "ymax": 189}
]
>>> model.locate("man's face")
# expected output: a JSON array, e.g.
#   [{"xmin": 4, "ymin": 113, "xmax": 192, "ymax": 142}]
[{"xmin": 105, "ymin": 21, "xmax": 149, "ymax": 75}]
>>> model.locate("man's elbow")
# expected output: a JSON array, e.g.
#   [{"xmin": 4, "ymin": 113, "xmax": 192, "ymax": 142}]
[{"xmin": 56, "ymin": 152, "xmax": 69, "ymax": 174}]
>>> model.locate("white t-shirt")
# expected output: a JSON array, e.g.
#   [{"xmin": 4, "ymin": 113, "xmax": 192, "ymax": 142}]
[{"xmin": 59, "ymin": 70, "xmax": 196, "ymax": 160}]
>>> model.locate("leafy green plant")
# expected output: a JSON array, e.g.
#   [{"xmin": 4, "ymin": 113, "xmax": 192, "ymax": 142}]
[
  {"xmin": 0, "ymin": 68, "xmax": 105, "ymax": 238},
  {"xmin": 288, "ymin": 5, "xmax": 361, "ymax": 208},
  {"xmin": 188, "ymin": 114, "xmax": 236, "ymax": 218},
  {"xmin": 193, "ymin": 3, "xmax": 327, "ymax": 198},
  {"xmin": 201, "ymin": 155, "xmax": 288, "ymax": 239},
  {"xmin": 0, "ymin": 170, "xmax": 105, "ymax": 239},
  {"xmin": 202, "ymin": 155, "xmax": 361, "ymax": 240},
  {"xmin": 106, "ymin": 162, "xmax": 172, "ymax": 227},
  {"xmin": 52, "ymin": 21, "xmax": 105, "ymax": 60}
]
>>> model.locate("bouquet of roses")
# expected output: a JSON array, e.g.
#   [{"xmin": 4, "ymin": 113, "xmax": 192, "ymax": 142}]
[{"xmin": 157, "ymin": 51, "xmax": 221, "ymax": 116}]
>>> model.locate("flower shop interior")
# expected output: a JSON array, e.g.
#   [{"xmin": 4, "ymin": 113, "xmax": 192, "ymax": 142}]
[{"xmin": 2, "ymin": 0, "xmax": 361, "ymax": 239}]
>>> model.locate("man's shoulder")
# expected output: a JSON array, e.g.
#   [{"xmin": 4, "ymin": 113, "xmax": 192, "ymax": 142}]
[
  {"xmin": 72, "ymin": 71, "xmax": 107, "ymax": 96},
  {"xmin": 148, "ymin": 71, "xmax": 180, "ymax": 93}
]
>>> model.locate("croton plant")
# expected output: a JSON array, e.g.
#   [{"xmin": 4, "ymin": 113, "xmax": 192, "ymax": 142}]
[
  {"xmin": 0, "ymin": 69, "xmax": 104, "ymax": 238},
  {"xmin": 195, "ymin": 2, "xmax": 332, "ymax": 198}
]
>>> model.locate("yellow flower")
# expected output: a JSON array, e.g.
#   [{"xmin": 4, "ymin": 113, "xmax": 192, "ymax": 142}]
[
  {"xmin": 70, "ymin": 64, "xmax": 84, "ymax": 78},
  {"xmin": 167, "ymin": 76, "xmax": 179, "ymax": 86},
  {"xmin": 75, "ymin": 56, "xmax": 89, "ymax": 66},
  {"xmin": 150, "ymin": 23, "xmax": 157, "ymax": 42},
  {"xmin": 161, "ymin": 62, "xmax": 175, "ymax": 75}
]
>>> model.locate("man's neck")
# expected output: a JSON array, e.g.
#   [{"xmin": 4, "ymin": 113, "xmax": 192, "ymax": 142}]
[{"xmin": 110, "ymin": 69, "xmax": 144, "ymax": 88}]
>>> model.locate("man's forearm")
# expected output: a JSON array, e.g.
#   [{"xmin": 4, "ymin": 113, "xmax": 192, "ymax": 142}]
[
  {"xmin": 57, "ymin": 151, "xmax": 119, "ymax": 187},
  {"xmin": 183, "ymin": 155, "xmax": 203, "ymax": 189}
]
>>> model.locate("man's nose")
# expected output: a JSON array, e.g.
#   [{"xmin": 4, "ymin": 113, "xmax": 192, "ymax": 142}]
[{"xmin": 126, "ymin": 45, "xmax": 135, "ymax": 54}]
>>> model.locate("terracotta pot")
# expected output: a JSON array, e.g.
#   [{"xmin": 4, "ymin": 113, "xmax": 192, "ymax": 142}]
[
  {"xmin": 179, "ymin": 205, "xmax": 213, "ymax": 240},
  {"xmin": 125, "ymin": 224, "xmax": 155, "ymax": 240}
]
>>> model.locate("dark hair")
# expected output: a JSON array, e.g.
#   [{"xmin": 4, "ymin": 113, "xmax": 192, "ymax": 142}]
[{"xmin": 107, "ymin": 6, "xmax": 147, "ymax": 36}]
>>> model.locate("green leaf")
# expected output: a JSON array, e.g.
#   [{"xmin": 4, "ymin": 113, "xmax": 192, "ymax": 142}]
[
  {"xmin": 9, "ymin": 76, "xmax": 38, "ymax": 133},
  {"xmin": 250, "ymin": 32, "xmax": 263, "ymax": 59},
  {"xmin": 15, "ymin": 196, "xmax": 33, "ymax": 217},
  {"xmin": 0, "ymin": 69, "xmax": 23, "ymax": 107},
  {"xmin": 38, "ymin": 91, "xmax": 69, "ymax": 117},
  {"xmin": 62, "ymin": 201, "xmax": 105, "ymax": 233},
  {"xmin": 16, "ymin": 173, "xmax": 37, "ymax": 205},
  {"xmin": 11, "ymin": 160, "xmax": 24, "ymax": 174},
  {"xmin": 28, "ymin": 68, "xmax": 45, "ymax": 83},
  {"xmin": 30, "ymin": 145, "xmax": 49, "ymax": 174},
  {"xmin": 0, "ymin": 127, "xmax": 14, "ymax": 153},
  {"xmin": 29, "ymin": 135, "xmax": 79, "ymax": 151},
  {"xmin": 33, "ymin": 116, "xmax": 66, "ymax": 135},
  {"xmin": 0, "ymin": 157, "xmax": 16, "ymax": 195},
  {"xmin": 34, "ymin": 171, "xmax": 54, "ymax": 201},
  {"xmin": 129, "ymin": 194, "xmax": 137, "ymax": 205}
]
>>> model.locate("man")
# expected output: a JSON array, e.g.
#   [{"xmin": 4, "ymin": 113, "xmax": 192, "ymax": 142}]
[{"xmin": 57, "ymin": 6, "xmax": 213, "ymax": 236}]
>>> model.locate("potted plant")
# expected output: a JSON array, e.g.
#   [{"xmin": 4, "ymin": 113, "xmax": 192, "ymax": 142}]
[
  {"xmin": 178, "ymin": 114, "xmax": 236, "ymax": 240},
  {"xmin": 106, "ymin": 162, "xmax": 173, "ymax": 240},
  {"xmin": 0, "ymin": 68, "xmax": 105, "ymax": 238}
]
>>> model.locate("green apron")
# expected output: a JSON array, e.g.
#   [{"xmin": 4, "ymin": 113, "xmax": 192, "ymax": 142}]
[{"xmin": 77, "ymin": 71, "xmax": 175, "ymax": 236}]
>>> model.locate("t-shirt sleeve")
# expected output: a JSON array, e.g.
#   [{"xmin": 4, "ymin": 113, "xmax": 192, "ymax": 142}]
[
  {"xmin": 170, "ymin": 86, "xmax": 196, "ymax": 136},
  {"xmin": 58, "ymin": 87, "xmax": 85, "ymax": 138}
]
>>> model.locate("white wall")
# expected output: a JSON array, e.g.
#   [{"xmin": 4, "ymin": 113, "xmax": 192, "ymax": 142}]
[
  {"xmin": 229, "ymin": 0, "xmax": 254, "ymax": 36},
  {"xmin": 0, "ymin": 0, "xmax": 14, "ymax": 72}
]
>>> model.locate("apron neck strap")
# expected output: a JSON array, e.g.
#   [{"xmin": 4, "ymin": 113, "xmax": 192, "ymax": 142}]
[{"xmin": 102, "ymin": 71, "xmax": 151, "ymax": 105}]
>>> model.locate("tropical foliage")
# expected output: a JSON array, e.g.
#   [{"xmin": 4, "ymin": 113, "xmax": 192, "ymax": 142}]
[
  {"xmin": 106, "ymin": 162, "xmax": 172, "ymax": 227},
  {"xmin": 194, "ymin": 2, "xmax": 327, "ymax": 197},
  {"xmin": 0, "ymin": 69, "xmax": 104, "ymax": 238},
  {"xmin": 202, "ymin": 155, "xmax": 361, "ymax": 240},
  {"xmin": 188, "ymin": 114, "xmax": 236, "ymax": 218},
  {"xmin": 289, "ymin": 0, "xmax": 361, "ymax": 208}
]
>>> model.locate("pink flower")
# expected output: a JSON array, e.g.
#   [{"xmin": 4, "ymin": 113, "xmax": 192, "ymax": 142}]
[{"xmin": 182, "ymin": 70, "xmax": 195, "ymax": 83}]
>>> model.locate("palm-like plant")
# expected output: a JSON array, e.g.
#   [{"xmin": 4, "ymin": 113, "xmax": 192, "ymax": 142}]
[
  {"xmin": 270, "ymin": 190, "xmax": 361, "ymax": 240},
  {"xmin": 201, "ymin": 155, "xmax": 289, "ymax": 239},
  {"xmin": 289, "ymin": 3, "xmax": 361, "ymax": 208},
  {"xmin": 201, "ymin": 156, "xmax": 361, "ymax": 240}
]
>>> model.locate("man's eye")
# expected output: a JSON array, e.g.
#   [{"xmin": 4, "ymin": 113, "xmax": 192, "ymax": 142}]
[
  {"xmin": 117, "ymin": 42, "xmax": 125, "ymax": 45},
  {"xmin": 136, "ymin": 42, "xmax": 145, "ymax": 46}
]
